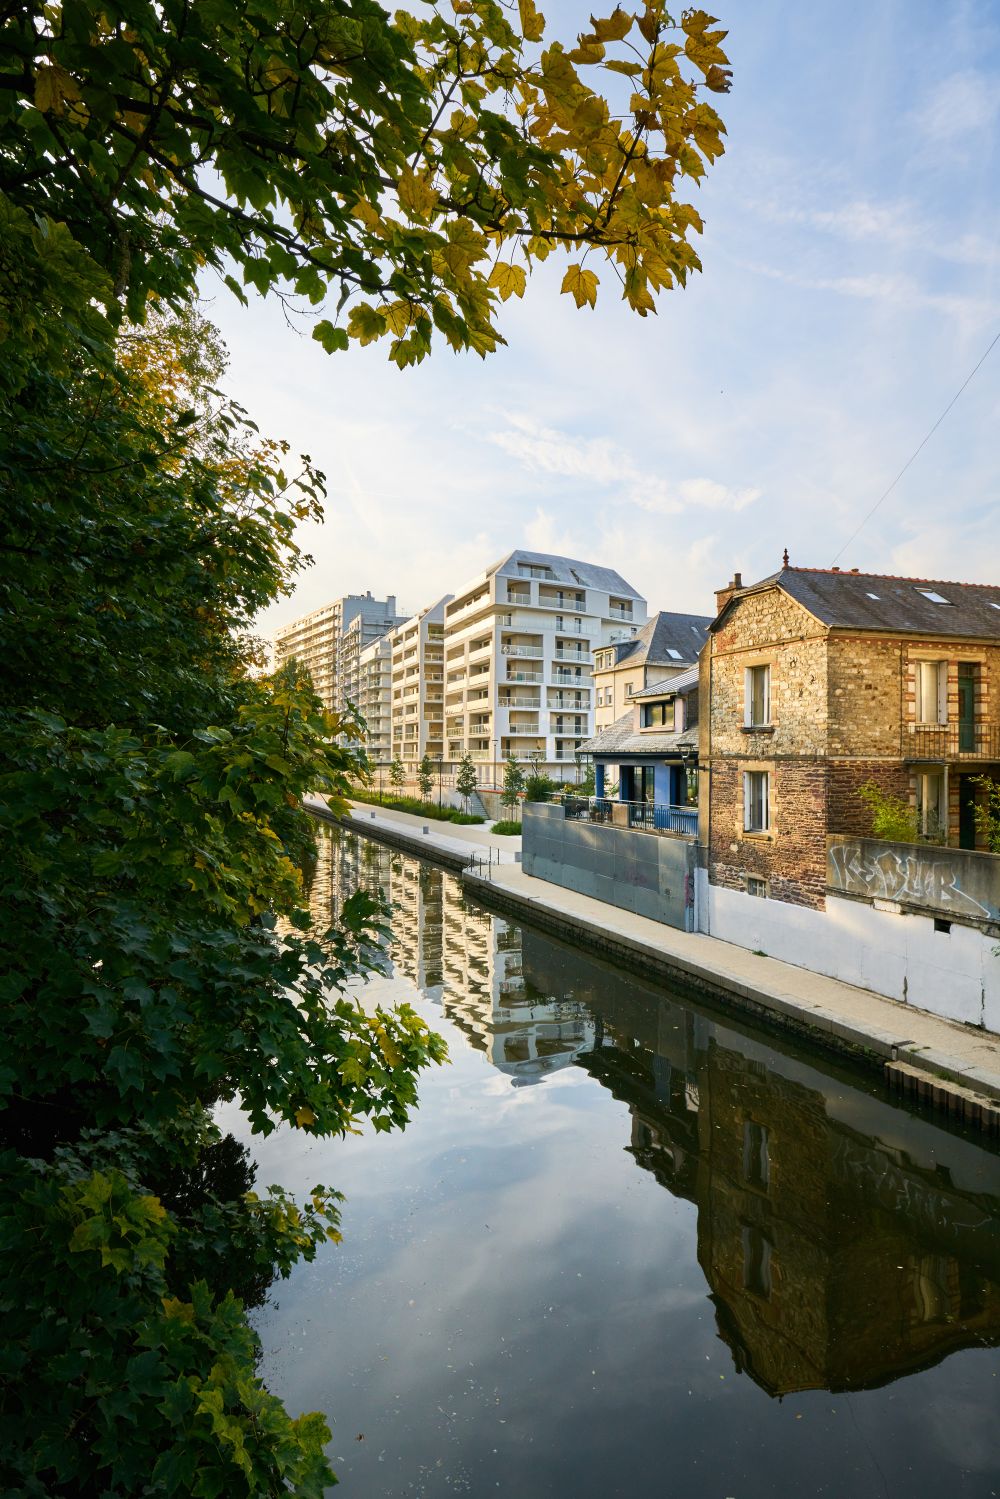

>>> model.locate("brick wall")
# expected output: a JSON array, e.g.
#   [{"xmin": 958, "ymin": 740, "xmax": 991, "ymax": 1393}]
[
  {"xmin": 827, "ymin": 760, "xmax": 911, "ymax": 836},
  {"xmin": 708, "ymin": 759, "xmax": 828, "ymax": 908}
]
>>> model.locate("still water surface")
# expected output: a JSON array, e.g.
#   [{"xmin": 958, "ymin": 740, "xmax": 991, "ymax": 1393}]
[{"xmin": 221, "ymin": 829, "xmax": 1000, "ymax": 1497}]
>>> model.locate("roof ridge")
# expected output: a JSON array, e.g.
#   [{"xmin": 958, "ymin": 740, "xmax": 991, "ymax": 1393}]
[{"xmin": 786, "ymin": 566, "xmax": 1000, "ymax": 590}]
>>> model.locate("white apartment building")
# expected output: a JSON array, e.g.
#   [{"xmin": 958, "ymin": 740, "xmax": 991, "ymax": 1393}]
[
  {"xmin": 389, "ymin": 596, "xmax": 451, "ymax": 772},
  {"xmin": 441, "ymin": 551, "xmax": 647, "ymax": 778},
  {"xmin": 355, "ymin": 634, "xmax": 394, "ymax": 763},
  {"xmin": 273, "ymin": 591, "xmax": 405, "ymax": 715}
]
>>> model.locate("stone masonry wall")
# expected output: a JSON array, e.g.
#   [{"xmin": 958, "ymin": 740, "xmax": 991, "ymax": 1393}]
[
  {"xmin": 709, "ymin": 587, "xmax": 829, "ymax": 759},
  {"xmin": 708, "ymin": 759, "xmax": 828, "ymax": 908}
]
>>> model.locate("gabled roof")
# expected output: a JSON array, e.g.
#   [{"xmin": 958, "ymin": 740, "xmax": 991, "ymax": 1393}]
[
  {"xmin": 580, "ymin": 710, "xmax": 698, "ymax": 758},
  {"xmin": 713, "ymin": 566, "xmax": 1000, "ymax": 639},
  {"xmin": 634, "ymin": 664, "xmax": 700, "ymax": 700},
  {"xmin": 610, "ymin": 610, "xmax": 712, "ymax": 667}
]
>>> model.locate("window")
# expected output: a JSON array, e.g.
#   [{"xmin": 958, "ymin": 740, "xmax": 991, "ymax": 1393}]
[
  {"xmin": 915, "ymin": 661, "xmax": 947, "ymax": 725},
  {"xmin": 916, "ymin": 770, "xmax": 946, "ymax": 839},
  {"xmin": 607, "ymin": 690, "xmax": 613, "ymax": 710},
  {"xmin": 746, "ymin": 876, "xmax": 767, "ymax": 898},
  {"xmin": 642, "ymin": 701, "xmax": 675, "ymax": 729},
  {"xmin": 744, "ymin": 770, "xmax": 769, "ymax": 832},
  {"xmin": 744, "ymin": 664, "xmax": 770, "ymax": 727},
  {"xmin": 916, "ymin": 589, "xmax": 951, "ymax": 605},
  {"xmin": 741, "ymin": 1225, "xmax": 772, "ymax": 1299},
  {"xmin": 742, "ymin": 1121, "xmax": 770, "ymax": 1189},
  {"xmin": 626, "ymin": 683, "xmax": 634, "ymax": 697},
  {"xmin": 596, "ymin": 689, "xmax": 603, "ymax": 706},
  {"xmin": 666, "ymin": 648, "xmax": 682, "ymax": 660}
]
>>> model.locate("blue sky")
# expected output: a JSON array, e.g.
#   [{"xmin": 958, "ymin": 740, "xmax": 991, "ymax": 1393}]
[{"xmin": 210, "ymin": 0, "xmax": 1000, "ymax": 633}]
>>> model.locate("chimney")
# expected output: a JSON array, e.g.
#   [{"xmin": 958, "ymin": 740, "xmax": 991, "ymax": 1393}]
[{"xmin": 714, "ymin": 571, "xmax": 743, "ymax": 615}]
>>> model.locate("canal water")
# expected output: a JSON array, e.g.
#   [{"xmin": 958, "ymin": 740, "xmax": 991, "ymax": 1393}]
[{"xmin": 221, "ymin": 828, "xmax": 1000, "ymax": 1497}]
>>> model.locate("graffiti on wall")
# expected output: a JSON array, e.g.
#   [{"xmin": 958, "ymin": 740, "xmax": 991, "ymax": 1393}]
[{"xmin": 828, "ymin": 839, "xmax": 999, "ymax": 922}]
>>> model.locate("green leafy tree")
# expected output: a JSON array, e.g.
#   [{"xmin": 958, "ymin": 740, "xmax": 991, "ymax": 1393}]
[
  {"xmin": 390, "ymin": 757, "xmax": 406, "ymax": 790},
  {"xmin": 972, "ymin": 776, "xmax": 1000, "ymax": 852},
  {"xmin": 1, "ymin": 1, "xmax": 730, "ymax": 368},
  {"xmin": 858, "ymin": 781, "xmax": 919, "ymax": 843},
  {"xmin": 418, "ymin": 752, "xmax": 435, "ymax": 801},
  {"xmin": 502, "ymin": 754, "xmax": 526, "ymax": 816},
  {"xmin": 0, "ymin": 0, "xmax": 732, "ymax": 1488},
  {"xmin": 456, "ymin": 752, "xmax": 478, "ymax": 812},
  {"xmin": 524, "ymin": 749, "xmax": 554, "ymax": 802}
]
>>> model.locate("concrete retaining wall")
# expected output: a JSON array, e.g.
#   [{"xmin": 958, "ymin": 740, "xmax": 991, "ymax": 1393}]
[
  {"xmin": 522, "ymin": 803, "xmax": 696, "ymax": 930},
  {"xmin": 700, "ymin": 873, "xmax": 1000, "ymax": 1033}
]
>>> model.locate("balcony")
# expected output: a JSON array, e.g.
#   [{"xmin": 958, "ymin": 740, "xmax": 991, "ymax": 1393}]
[
  {"xmin": 902, "ymin": 723, "xmax": 1000, "ymax": 760},
  {"xmin": 506, "ymin": 588, "xmax": 531, "ymax": 605},
  {"xmin": 609, "ymin": 605, "xmax": 633, "ymax": 620},
  {"xmin": 502, "ymin": 644, "xmax": 544, "ymax": 659},
  {"xmin": 553, "ymin": 670, "xmax": 587, "ymax": 685},
  {"xmin": 541, "ymin": 590, "xmax": 585, "ymax": 609},
  {"xmin": 578, "ymin": 797, "xmax": 698, "ymax": 837},
  {"xmin": 499, "ymin": 696, "xmax": 541, "ymax": 709},
  {"xmin": 554, "ymin": 647, "xmax": 591, "ymax": 662},
  {"xmin": 507, "ymin": 668, "xmax": 543, "ymax": 684}
]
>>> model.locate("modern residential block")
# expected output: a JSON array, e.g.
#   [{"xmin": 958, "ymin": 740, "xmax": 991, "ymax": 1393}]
[
  {"xmin": 441, "ymin": 550, "xmax": 647, "ymax": 779},
  {"xmin": 389, "ymin": 596, "xmax": 451, "ymax": 772},
  {"xmin": 272, "ymin": 591, "xmax": 406, "ymax": 716}
]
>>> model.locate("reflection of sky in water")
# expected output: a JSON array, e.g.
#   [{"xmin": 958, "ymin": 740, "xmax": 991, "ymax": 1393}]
[{"xmin": 220, "ymin": 830, "xmax": 1000, "ymax": 1497}]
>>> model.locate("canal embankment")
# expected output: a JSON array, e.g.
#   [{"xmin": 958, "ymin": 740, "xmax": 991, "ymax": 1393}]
[{"xmin": 308, "ymin": 797, "xmax": 1000, "ymax": 1122}]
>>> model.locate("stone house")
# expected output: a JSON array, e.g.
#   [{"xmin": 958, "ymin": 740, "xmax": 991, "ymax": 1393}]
[{"xmin": 701, "ymin": 563, "xmax": 1000, "ymax": 910}]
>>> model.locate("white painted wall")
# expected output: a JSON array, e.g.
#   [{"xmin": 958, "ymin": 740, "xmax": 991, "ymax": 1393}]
[{"xmin": 695, "ymin": 871, "xmax": 1000, "ymax": 1034}]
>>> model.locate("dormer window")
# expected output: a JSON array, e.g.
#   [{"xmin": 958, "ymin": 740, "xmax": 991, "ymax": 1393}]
[
  {"xmin": 642, "ymin": 701, "xmax": 675, "ymax": 729},
  {"xmin": 916, "ymin": 589, "xmax": 951, "ymax": 604}
]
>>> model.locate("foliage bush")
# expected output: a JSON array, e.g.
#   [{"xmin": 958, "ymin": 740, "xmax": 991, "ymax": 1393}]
[
  {"xmin": 858, "ymin": 781, "xmax": 919, "ymax": 842},
  {"xmin": 351, "ymin": 791, "xmax": 484, "ymax": 824},
  {"xmin": 490, "ymin": 819, "xmax": 524, "ymax": 835}
]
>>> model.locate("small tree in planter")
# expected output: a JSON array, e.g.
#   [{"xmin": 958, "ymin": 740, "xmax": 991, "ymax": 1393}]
[
  {"xmin": 456, "ymin": 752, "xmax": 478, "ymax": 813},
  {"xmin": 389, "ymin": 758, "xmax": 405, "ymax": 792},
  {"xmin": 418, "ymin": 752, "xmax": 434, "ymax": 802},
  {"xmin": 524, "ymin": 749, "xmax": 554, "ymax": 803},
  {"xmin": 502, "ymin": 754, "xmax": 525, "ymax": 819}
]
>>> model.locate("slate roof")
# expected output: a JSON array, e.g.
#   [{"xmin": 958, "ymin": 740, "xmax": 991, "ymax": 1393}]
[
  {"xmin": 580, "ymin": 710, "xmax": 698, "ymax": 759},
  {"xmin": 714, "ymin": 567, "xmax": 1000, "ymax": 638},
  {"xmin": 490, "ymin": 550, "xmax": 644, "ymax": 598},
  {"xmin": 612, "ymin": 610, "xmax": 712, "ymax": 666},
  {"xmin": 634, "ymin": 664, "xmax": 700, "ymax": 700}
]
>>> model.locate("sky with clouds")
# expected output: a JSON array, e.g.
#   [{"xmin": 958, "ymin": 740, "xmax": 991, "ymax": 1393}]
[{"xmin": 208, "ymin": 0, "xmax": 1000, "ymax": 633}]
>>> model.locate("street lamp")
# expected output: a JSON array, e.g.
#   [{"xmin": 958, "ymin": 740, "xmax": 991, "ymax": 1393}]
[
  {"xmin": 491, "ymin": 737, "xmax": 498, "ymax": 791},
  {"xmin": 437, "ymin": 754, "xmax": 443, "ymax": 809}
]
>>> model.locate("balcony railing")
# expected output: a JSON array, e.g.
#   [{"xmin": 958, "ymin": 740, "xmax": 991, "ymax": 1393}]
[
  {"xmin": 554, "ymin": 647, "xmax": 591, "ymax": 661},
  {"xmin": 609, "ymin": 605, "xmax": 633, "ymax": 620},
  {"xmin": 502, "ymin": 644, "xmax": 544, "ymax": 658},
  {"xmin": 499, "ymin": 696, "xmax": 541, "ymax": 709},
  {"xmin": 902, "ymin": 723, "xmax": 1000, "ymax": 760},
  {"xmin": 507, "ymin": 669, "xmax": 543, "ymax": 683},
  {"xmin": 570, "ymin": 797, "xmax": 698, "ymax": 837}
]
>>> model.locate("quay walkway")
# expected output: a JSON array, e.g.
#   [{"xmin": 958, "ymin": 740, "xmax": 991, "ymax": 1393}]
[{"xmin": 307, "ymin": 796, "xmax": 1000, "ymax": 1123}]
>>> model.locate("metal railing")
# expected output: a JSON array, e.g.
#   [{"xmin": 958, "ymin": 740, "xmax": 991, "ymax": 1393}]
[
  {"xmin": 902, "ymin": 723, "xmax": 1000, "ymax": 760},
  {"xmin": 566, "ymin": 797, "xmax": 698, "ymax": 837},
  {"xmin": 502, "ymin": 645, "xmax": 544, "ymax": 658}
]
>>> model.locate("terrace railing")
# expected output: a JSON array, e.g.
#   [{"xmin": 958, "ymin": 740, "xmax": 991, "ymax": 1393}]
[
  {"xmin": 902, "ymin": 723, "xmax": 1000, "ymax": 760},
  {"xmin": 568, "ymin": 797, "xmax": 698, "ymax": 837}
]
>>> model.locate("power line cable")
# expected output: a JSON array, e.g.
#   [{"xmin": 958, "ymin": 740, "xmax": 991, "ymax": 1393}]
[{"xmin": 832, "ymin": 326, "xmax": 1000, "ymax": 565}]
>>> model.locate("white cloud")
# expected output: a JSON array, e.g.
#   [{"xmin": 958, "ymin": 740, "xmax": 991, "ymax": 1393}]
[
  {"xmin": 488, "ymin": 413, "xmax": 761, "ymax": 518},
  {"xmin": 916, "ymin": 69, "xmax": 1000, "ymax": 141}
]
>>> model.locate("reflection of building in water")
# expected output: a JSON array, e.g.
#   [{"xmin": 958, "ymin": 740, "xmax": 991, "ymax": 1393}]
[
  {"xmin": 523, "ymin": 929, "xmax": 1000, "ymax": 1397},
  {"xmin": 309, "ymin": 828, "xmax": 593, "ymax": 1082},
  {"xmin": 311, "ymin": 830, "xmax": 1000, "ymax": 1396}
]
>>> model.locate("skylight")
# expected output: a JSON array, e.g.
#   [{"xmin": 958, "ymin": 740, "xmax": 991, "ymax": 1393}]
[
  {"xmin": 666, "ymin": 648, "xmax": 682, "ymax": 660},
  {"xmin": 990, "ymin": 603, "xmax": 1000, "ymax": 611},
  {"xmin": 916, "ymin": 589, "xmax": 951, "ymax": 604},
  {"xmin": 866, "ymin": 592, "xmax": 880, "ymax": 600}
]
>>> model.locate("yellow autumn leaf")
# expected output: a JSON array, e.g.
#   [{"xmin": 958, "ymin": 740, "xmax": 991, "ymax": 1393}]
[
  {"xmin": 397, "ymin": 168, "xmax": 438, "ymax": 221},
  {"xmin": 518, "ymin": 0, "xmax": 546, "ymax": 43},
  {"xmin": 352, "ymin": 198, "xmax": 381, "ymax": 229},
  {"xmin": 488, "ymin": 262, "xmax": 527, "ymax": 301},
  {"xmin": 34, "ymin": 63, "xmax": 81, "ymax": 116},
  {"xmin": 560, "ymin": 263, "xmax": 599, "ymax": 309},
  {"xmin": 294, "ymin": 1105, "xmax": 316, "ymax": 1128},
  {"xmin": 591, "ymin": 8, "xmax": 633, "ymax": 43}
]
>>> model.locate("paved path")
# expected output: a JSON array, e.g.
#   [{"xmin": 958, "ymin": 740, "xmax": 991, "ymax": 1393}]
[{"xmin": 310, "ymin": 797, "xmax": 1000, "ymax": 1107}]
